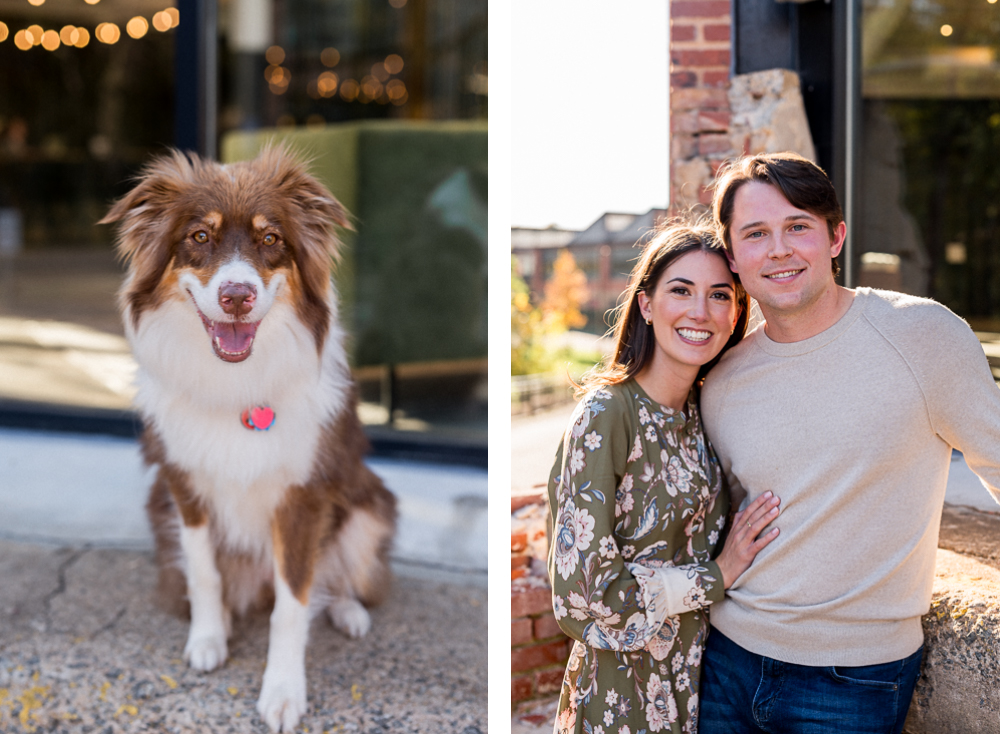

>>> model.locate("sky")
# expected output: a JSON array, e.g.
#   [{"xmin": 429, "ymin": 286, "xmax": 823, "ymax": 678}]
[{"xmin": 511, "ymin": 1, "xmax": 670, "ymax": 232}]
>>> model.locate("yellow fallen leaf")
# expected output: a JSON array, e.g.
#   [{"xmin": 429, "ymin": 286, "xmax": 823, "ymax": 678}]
[
  {"xmin": 115, "ymin": 704, "xmax": 138, "ymax": 717},
  {"xmin": 351, "ymin": 683, "xmax": 362, "ymax": 702},
  {"xmin": 227, "ymin": 687, "xmax": 238, "ymax": 696},
  {"xmin": 160, "ymin": 675, "xmax": 178, "ymax": 689},
  {"xmin": 17, "ymin": 686, "xmax": 50, "ymax": 731},
  {"xmin": 98, "ymin": 681, "xmax": 111, "ymax": 701}
]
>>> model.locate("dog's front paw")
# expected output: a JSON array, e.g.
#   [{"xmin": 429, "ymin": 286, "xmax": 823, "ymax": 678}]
[
  {"xmin": 257, "ymin": 669, "xmax": 307, "ymax": 733},
  {"xmin": 184, "ymin": 633, "xmax": 228, "ymax": 672},
  {"xmin": 327, "ymin": 597, "xmax": 371, "ymax": 639}
]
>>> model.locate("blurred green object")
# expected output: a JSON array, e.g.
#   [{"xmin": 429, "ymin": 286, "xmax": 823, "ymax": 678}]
[{"xmin": 221, "ymin": 121, "xmax": 487, "ymax": 367}]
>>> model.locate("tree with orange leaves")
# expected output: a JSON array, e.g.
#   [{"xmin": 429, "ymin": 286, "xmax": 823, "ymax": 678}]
[{"xmin": 541, "ymin": 249, "xmax": 589, "ymax": 333}]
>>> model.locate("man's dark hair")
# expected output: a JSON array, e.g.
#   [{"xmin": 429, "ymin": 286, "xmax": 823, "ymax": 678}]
[{"xmin": 712, "ymin": 152, "xmax": 844, "ymax": 276}]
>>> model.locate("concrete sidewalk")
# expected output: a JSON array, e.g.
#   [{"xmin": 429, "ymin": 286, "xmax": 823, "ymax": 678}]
[
  {"xmin": 2, "ymin": 543, "xmax": 485, "ymax": 734},
  {"xmin": 0, "ymin": 428, "xmax": 487, "ymax": 733}
]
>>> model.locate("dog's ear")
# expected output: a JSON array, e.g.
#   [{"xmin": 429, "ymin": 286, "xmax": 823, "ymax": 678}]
[
  {"xmin": 278, "ymin": 162, "xmax": 353, "ymax": 237},
  {"xmin": 98, "ymin": 172, "xmax": 181, "ymax": 227},
  {"xmin": 103, "ymin": 151, "xmax": 205, "ymax": 326},
  {"xmin": 100, "ymin": 150, "xmax": 203, "ymax": 266},
  {"xmin": 259, "ymin": 144, "xmax": 353, "ymax": 239},
  {"xmin": 258, "ymin": 146, "xmax": 354, "ymax": 302},
  {"xmin": 99, "ymin": 149, "xmax": 199, "ymax": 225}
]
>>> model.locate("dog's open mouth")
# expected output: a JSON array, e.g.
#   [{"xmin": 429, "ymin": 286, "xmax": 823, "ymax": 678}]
[{"xmin": 192, "ymin": 302, "xmax": 259, "ymax": 363}]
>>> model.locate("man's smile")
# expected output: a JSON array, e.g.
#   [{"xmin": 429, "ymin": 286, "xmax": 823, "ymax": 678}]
[{"xmin": 764, "ymin": 269, "xmax": 804, "ymax": 280}]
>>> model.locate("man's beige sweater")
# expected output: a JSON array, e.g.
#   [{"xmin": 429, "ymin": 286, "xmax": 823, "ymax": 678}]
[{"xmin": 701, "ymin": 288, "xmax": 1000, "ymax": 666}]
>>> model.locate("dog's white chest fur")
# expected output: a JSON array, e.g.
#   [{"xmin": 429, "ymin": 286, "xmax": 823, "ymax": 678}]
[{"xmin": 129, "ymin": 294, "xmax": 350, "ymax": 555}]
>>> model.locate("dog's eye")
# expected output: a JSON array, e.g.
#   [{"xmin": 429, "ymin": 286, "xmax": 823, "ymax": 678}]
[
  {"xmin": 193, "ymin": 231, "xmax": 209, "ymax": 244},
  {"xmin": 262, "ymin": 233, "xmax": 278, "ymax": 246}
]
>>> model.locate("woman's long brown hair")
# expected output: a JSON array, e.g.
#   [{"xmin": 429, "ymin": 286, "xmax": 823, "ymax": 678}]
[{"xmin": 576, "ymin": 220, "xmax": 749, "ymax": 397}]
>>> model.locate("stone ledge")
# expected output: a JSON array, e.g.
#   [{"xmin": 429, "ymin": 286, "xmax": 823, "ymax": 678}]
[{"xmin": 905, "ymin": 507, "xmax": 1000, "ymax": 734}]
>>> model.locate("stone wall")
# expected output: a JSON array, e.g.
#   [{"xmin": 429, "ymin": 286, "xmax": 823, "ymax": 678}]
[
  {"xmin": 670, "ymin": 0, "xmax": 733, "ymax": 210},
  {"xmin": 669, "ymin": 2, "xmax": 817, "ymax": 212},
  {"xmin": 904, "ymin": 506, "xmax": 1000, "ymax": 734}
]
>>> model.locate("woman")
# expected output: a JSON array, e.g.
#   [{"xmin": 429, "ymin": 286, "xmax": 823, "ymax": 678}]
[{"xmin": 547, "ymin": 222, "xmax": 780, "ymax": 734}]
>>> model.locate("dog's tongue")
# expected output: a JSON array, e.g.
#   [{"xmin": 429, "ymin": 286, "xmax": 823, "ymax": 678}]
[{"xmin": 212, "ymin": 321, "xmax": 258, "ymax": 356}]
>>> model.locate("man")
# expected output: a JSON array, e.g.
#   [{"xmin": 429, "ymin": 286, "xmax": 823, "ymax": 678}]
[{"xmin": 698, "ymin": 152, "xmax": 1000, "ymax": 734}]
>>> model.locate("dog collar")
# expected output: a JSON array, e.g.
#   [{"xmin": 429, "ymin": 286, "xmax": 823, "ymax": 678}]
[{"xmin": 241, "ymin": 406, "xmax": 275, "ymax": 431}]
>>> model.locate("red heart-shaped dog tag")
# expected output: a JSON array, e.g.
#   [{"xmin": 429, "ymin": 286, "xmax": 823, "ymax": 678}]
[
  {"xmin": 241, "ymin": 406, "xmax": 275, "ymax": 431},
  {"xmin": 250, "ymin": 406, "xmax": 275, "ymax": 430}
]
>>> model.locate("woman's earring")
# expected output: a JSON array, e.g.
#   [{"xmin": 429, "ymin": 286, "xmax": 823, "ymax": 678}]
[{"xmin": 646, "ymin": 318, "xmax": 652, "ymax": 326}]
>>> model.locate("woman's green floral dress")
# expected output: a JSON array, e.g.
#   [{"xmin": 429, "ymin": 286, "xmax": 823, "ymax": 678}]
[{"xmin": 547, "ymin": 380, "xmax": 729, "ymax": 734}]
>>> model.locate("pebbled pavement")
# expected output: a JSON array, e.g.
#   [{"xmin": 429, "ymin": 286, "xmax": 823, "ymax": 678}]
[{"xmin": 0, "ymin": 540, "xmax": 486, "ymax": 734}]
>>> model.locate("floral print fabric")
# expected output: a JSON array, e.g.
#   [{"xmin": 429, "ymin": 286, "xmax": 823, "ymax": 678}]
[{"xmin": 547, "ymin": 381, "xmax": 729, "ymax": 734}]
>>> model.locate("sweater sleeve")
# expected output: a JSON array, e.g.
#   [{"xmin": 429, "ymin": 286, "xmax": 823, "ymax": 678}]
[
  {"xmin": 904, "ymin": 304, "xmax": 1000, "ymax": 503},
  {"xmin": 627, "ymin": 560, "xmax": 725, "ymax": 619},
  {"xmin": 546, "ymin": 388, "xmax": 722, "ymax": 654}
]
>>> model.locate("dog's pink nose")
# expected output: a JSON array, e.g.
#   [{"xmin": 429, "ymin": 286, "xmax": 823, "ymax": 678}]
[{"xmin": 219, "ymin": 282, "xmax": 257, "ymax": 317}]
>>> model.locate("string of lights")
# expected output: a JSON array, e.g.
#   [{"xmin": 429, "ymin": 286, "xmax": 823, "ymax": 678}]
[
  {"xmin": 0, "ymin": 14, "xmax": 414, "ymax": 105},
  {"xmin": 0, "ymin": 7, "xmax": 178, "ymax": 50}
]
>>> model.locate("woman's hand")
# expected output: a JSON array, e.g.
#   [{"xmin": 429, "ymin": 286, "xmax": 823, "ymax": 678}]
[{"xmin": 715, "ymin": 491, "xmax": 780, "ymax": 589}]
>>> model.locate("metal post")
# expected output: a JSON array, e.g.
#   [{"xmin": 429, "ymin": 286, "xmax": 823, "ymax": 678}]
[
  {"xmin": 837, "ymin": 0, "xmax": 860, "ymax": 288},
  {"xmin": 175, "ymin": 0, "xmax": 218, "ymax": 159}
]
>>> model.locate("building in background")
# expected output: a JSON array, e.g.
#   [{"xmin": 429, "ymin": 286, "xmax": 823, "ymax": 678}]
[
  {"xmin": 671, "ymin": 0, "xmax": 1000, "ymax": 337},
  {"xmin": 511, "ymin": 225, "xmax": 578, "ymax": 297},
  {"xmin": 512, "ymin": 208, "xmax": 667, "ymax": 335}
]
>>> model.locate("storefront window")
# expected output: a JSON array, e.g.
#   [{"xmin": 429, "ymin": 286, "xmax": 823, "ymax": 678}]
[
  {"xmin": 859, "ymin": 0, "xmax": 1000, "ymax": 331},
  {"xmin": 221, "ymin": 0, "xmax": 486, "ymax": 130},
  {"xmin": 0, "ymin": 0, "xmax": 486, "ymax": 455}
]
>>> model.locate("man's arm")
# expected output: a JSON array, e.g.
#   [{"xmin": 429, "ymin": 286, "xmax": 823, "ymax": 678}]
[{"xmin": 904, "ymin": 304, "xmax": 1000, "ymax": 501}]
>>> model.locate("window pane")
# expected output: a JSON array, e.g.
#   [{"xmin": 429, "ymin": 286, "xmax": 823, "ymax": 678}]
[
  {"xmin": 860, "ymin": 0, "xmax": 1000, "ymax": 331},
  {"xmin": 0, "ymin": 1, "xmax": 172, "ymax": 413},
  {"xmin": 0, "ymin": 0, "xmax": 487, "ymax": 450}
]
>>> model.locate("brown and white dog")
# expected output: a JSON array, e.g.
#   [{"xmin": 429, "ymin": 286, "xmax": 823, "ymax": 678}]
[{"xmin": 100, "ymin": 147, "xmax": 397, "ymax": 733}]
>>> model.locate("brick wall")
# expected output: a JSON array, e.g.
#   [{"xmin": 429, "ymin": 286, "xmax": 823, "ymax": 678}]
[
  {"xmin": 670, "ymin": 0, "xmax": 739, "ymax": 211},
  {"xmin": 511, "ymin": 491, "xmax": 571, "ymax": 708}
]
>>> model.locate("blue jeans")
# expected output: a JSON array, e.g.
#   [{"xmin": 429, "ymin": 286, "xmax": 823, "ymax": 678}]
[{"xmin": 700, "ymin": 627, "xmax": 923, "ymax": 734}]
